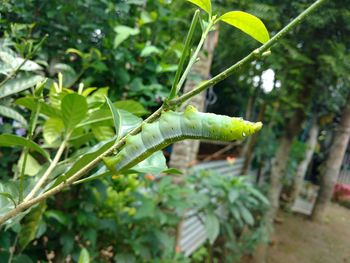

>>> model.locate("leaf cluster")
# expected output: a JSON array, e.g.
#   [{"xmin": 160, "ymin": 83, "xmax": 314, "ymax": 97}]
[{"xmin": 0, "ymin": 167, "xmax": 268, "ymax": 262}]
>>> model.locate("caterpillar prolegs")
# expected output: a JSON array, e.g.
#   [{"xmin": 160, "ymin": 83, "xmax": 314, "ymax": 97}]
[{"xmin": 103, "ymin": 105, "xmax": 262, "ymax": 173}]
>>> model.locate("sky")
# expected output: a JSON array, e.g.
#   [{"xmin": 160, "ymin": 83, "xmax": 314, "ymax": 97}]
[{"xmin": 253, "ymin": 69, "xmax": 281, "ymax": 93}]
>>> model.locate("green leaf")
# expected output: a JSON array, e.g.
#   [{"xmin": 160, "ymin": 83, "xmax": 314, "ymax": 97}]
[
  {"xmin": 86, "ymin": 87, "xmax": 109, "ymax": 107},
  {"xmin": 153, "ymin": 230, "xmax": 174, "ymax": 255},
  {"xmin": 69, "ymin": 132, "xmax": 94, "ymax": 149},
  {"xmin": 134, "ymin": 198, "xmax": 156, "ymax": 219},
  {"xmin": 12, "ymin": 255, "xmax": 33, "ymax": 263},
  {"xmin": 76, "ymin": 109, "xmax": 112, "ymax": 127},
  {"xmin": 61, "ymin": 93, "xmax": 88, "ymax": 132},
  {"xmin": 38, "ymin": 162, "xmax": 71, "ymax": 192},
  {"xmin": 92, "ymin": 126, "xmax": 115, "ymax": 141},
  {"xmin": 162, "ymin": 168, "xmax": 183, "ymax": 175},
  {"xmin": 170, "ymin": 9, "xmax": 199, "ymax": 99},
  {"xmin": 118, "ymin": 109, "xmax": 142, "ymax": 137},
  {"xmin": 0, "ymin": 134, "xmax": 50, "ymax": 160},
  {"xmin": 34, "ymin": 79, "xmax": 48, "ymax": 97},
  {"xmin": 156, "ymin": 63, "xmax": 178, "ymax": 73},
  {"xmin": 248, "ymin": 188, "xmax": 269, "ymax": 205},
  {"xmin": 18, "ymin": 153, "xmax": 41, "ymax": 176},
  {"xmin": 106, "ymin": 97, "xmax": 121, "ymax": 139},
  {"xmin": 140, "ymin": 45, "xmax": 162, "ymax": 57},
  {"xmin": 52, "ymin": 137, "xmax": 116, "ymax": 186},
  {"xmin": 16, "ymin": 97, "xmax": 61, "ymax": 118},
  {"xmin": 18, "ymin": 60, "xmax": 43, "ymax": 72},
  {"xmin": 0, "ymin": 75, "xmax": 44, "ymax": 99},
  {"xmin": 0, "ymin": 181, "xmax": 18, "ymax": 216},
  {"xmin": 0, "ymin": 105, "xmax": 27, "ymax": 128},
  {"xmin": 60, "ymin": 233, "xmax": 74, "ymax": 255},
  {"xmin": 228, "ymin": 189, "xmax": 239, "ymax": 203},
  {"xmin": 0, "ymin": 50, "xmax": 42, "ymax": 72},
  {"xmin": 0, "ymin": 193, "xmax": 17, "ymax": 208},
  {"xmin": 129, "ymin": 151, "xmax": 168, "ymax": 175},
  {"xmin": 114, "ymin": 100, "xmax": 148, "ymax": 116},
  {"xmin": 113, "ymin": 25, "xmax": 140, "ymax": 48},
  {"xmin": 139, "ymin": 10, "xmax": 155, "ymax": 26},
  {"xmin": 43, "ymin": 118, "xmax": 65, "ymax": 145},
  {"xmin": 230, "ymin": 207, "xmax": 243, "ymax": 225},
  {"xmin": 238, "ymin": 204, "xmax": 255, "ymax": 226},
  {"xmin": 81, "ymin": 87, "xmax": 97, "ymax": 97},
  {"xmin": 204, "ymin": 213, "xmax": 220, "ymax": 244},
  {"xmin": 187, "ymin": 0, "xmax": 211, "ymax": 15},
  {"xmin": 18, "ymin": 202, "xmax": 47, "ymax": 251},
  {"xmin": 77, "ymin": 108, "xmax": 141, "ymax": 136},
  {"xmin": 66, "ymin": 48, "xmax": 83, "ymax": 57},
  {"xmin": 52, "ymin": 63, "xmax": 77, "ymax": 87},
  {"xmin": 73, "ymin": 166, "xmax": 111, "ymax": 185},
  {"xmin": 219, "ymin": 11, "xmax": 270, "ymax": 44},
  {"xmin": 78, "ymin": 248, "xmax": 90, "ymax": 263},
  {"xmin": 45, "ymin": 210, "xmax": 70, "ymax": 225}
]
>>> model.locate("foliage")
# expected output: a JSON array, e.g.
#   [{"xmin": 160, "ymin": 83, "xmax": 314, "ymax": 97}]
[
  {"xmin": 0, "ymin": 0, "xmax": 342, "ymax": 261},
  {"xmin": 188, "ymin": 171, "xmax": 269, "ymax": 262},
  {"xmin": 0, "ymin": 74, "xmax": 167, "ymax": 261},
  {"xmin": 209, "ymin": 0, "xmax": 350, "ymax": 191},
  {"xmin": 0, "ymin": 0, "xmax": 271, "ymax": 219},
  {"xmin": 0, "ymin": 0, "xmax": 193, "ymax": 106},
  {"xmin": 0, "ymin": 167, "xmax": 268, "ymax": 262}
]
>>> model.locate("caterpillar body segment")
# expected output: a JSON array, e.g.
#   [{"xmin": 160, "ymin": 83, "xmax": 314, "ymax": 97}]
[
  {"xmin": 159, "ymin": 111, "xmax": 182, "ymax": 139},
  {"xmin": 103, "ymin": 105, "xmax": 262, "ymax": 173}
]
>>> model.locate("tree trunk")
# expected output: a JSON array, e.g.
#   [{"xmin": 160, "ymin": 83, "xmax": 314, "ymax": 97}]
[
  {"xmin": 267, "ymin": 80, "xmax": 314, "ymax": 217},
  {"xmin": 240, "ymin": 84, "xmax": 260, "ymax": 161},
  {"xmin": 311, "ymin": 94, "xmax": 350, "ymax": 222},
  {"xmin": 267, "ymin": 106, "xmax": 307, "ymax": 219},
  {"xmin": 268, "ymin": 137, "xmax": 294, "ymax": 214},
  {"xmin": 253, "ymin": 107, "xmax": 307, "ymax": 263},
  {"xmin": 169, "ymin": 30, "xmax": 219, "ymax": 171},
  {"xmin": 245, "ymin": 92, "xmax": 256, "ymax": 120},
  {"xmin": 253, "ymin": 85, "xmax": 312, "ymax": 263},
  {"xmin": 290, "ymin": 118, "xmax": 319, "ymax": 202}
]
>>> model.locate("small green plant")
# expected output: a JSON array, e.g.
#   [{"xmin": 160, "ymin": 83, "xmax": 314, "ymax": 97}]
[{"xmin": 188, "ymin": 170, "xmax": 269, "ymax": 262}]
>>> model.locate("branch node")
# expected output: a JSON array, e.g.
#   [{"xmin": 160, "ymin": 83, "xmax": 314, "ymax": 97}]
[{"xmin": 262, "ymin": 50, "xmax": 272, "ymax": 57}]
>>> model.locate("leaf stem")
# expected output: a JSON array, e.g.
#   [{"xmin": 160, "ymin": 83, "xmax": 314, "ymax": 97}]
[
  {"xmin": 18, "ymin": 149, "xmax": 29, "ymax": 202},
  {"xmin": 0, "ymin": 0, "xmax": 328, "ymax": 225},
  {"xmin": 169, "ymin": 10, "xmax": 200, "ymax": 99},
  {"xmin": 7, "ymin": 233, "xmax": 18, "ymax": 263},
  {"xmin": 174, "ymin": 19, "xmax": 214, "ymax": 97},
  {"xmin": 18, "ymin": 101, "xmax": 42, "ymax": 202},
  {"xmin": 24, "ymin": 136, "xmax": 68, "ymax": 202},
  {"xmin": 168, "ymin": 0, "xmax": 328, "ymax": 106}
]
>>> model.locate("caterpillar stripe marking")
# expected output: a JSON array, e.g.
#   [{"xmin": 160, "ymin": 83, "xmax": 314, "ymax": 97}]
[{"xmin": 103, "ymin": 105, "xmax": 262, "ymax": 173}]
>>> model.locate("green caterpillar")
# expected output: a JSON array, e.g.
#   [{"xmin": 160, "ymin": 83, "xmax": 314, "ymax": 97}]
[{"xmin": 103, "ymin": 105, "xmax": 262, "ymax": 173}]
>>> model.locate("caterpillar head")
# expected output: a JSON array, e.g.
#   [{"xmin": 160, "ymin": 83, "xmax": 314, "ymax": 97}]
[
  {"xmin": 239, "ymin": 120, "xmax": 262, "ymax": 139},
  {"xmin": 226, "ymin": 118, "xmax": 263, "ymax": 141}
]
